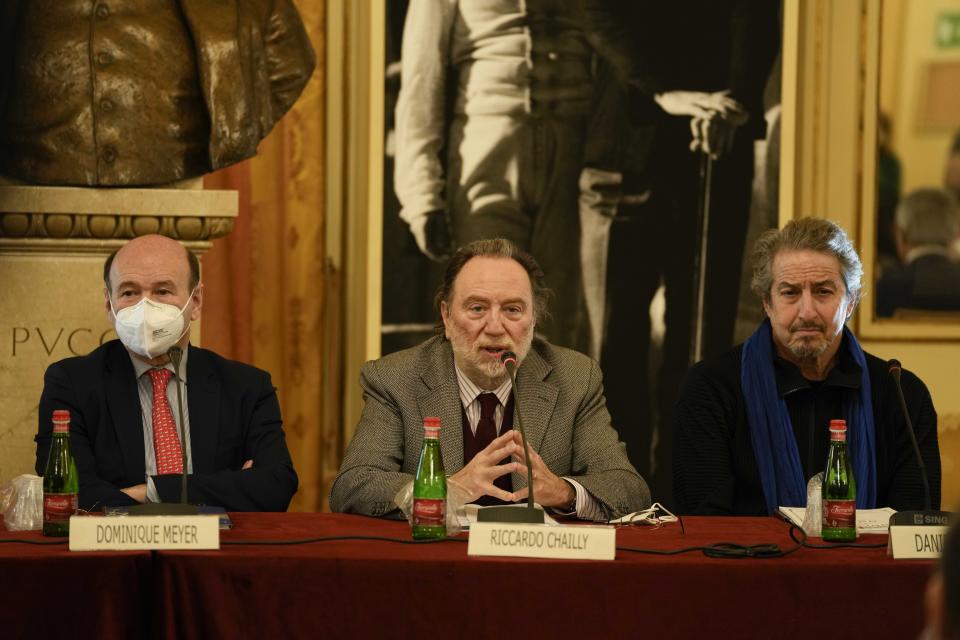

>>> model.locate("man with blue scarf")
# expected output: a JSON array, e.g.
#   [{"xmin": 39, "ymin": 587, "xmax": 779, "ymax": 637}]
[{"xmin": 673, "ymin": 218, "xmax": 941, "ymax": 515}]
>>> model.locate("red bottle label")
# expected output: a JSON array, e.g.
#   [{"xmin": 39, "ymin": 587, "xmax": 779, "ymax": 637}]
[
  {"xmin": 823, "ymin": 500, "xmax": 856, "ymax": 529},
  {"xmin": 43, "ymin": 493, "xmax": 78, "ymax": 523},
  {"xmin": 413, "ymin": 498, "xmax": 445, "ymax": 526}
]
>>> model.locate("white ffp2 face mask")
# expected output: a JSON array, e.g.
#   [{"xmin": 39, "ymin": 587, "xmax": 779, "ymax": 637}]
[{"xmin": 110, "ymin": 290, "xmax": 196, "ymax": 359}]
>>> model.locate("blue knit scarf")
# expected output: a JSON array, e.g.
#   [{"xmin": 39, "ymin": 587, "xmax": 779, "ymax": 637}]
[{"xmin": 741, "ymin": 320, "xmax": 877, "ymax": 514}]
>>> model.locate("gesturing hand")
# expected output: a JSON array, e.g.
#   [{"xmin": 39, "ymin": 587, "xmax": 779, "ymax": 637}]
[
  {"xmin": 447, "ymin": 430, "xmax": 522, "ymax": 503},
  {"xmin": 509, "ymin": 431, "xmax": 576, "ymax": 509}
]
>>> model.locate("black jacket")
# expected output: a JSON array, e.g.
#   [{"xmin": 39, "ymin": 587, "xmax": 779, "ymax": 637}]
[
  {"xmin": 673, "ymin": 338, "xmax": 940, "ymax": 515},
  {"xmin": 876, "ymin": 253, "xmax": 960, "ymax": 317},
  {"xmin": 36, "ymin": 340, "xmax": 298, "ymax": 511}
]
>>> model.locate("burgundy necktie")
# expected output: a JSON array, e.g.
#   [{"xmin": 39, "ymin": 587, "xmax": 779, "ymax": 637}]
[
  {"xmin": 149, "ymin": 368, "xmax": 183, "ymax": 474},
  {"xmin": 475, "ymin": 392, "xmax": 499, "ymax": 451}
]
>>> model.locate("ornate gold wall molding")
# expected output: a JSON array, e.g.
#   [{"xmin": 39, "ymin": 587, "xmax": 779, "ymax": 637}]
[{"xmin": 0, "ymin": 184, "xmax": 237, "ymax": 242}]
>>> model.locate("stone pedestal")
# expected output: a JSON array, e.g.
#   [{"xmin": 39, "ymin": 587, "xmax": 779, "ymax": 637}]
[{"xmin": 0, "ymin": 182, "xmax": 237, "ymax": 487}]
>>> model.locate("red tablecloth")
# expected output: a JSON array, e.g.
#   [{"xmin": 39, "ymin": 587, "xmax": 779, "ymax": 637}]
[
  {"xmin": 0, "ymin": 521, "xmax": 151, "ymax": 640},
  {"xmin": 153, "ymin": 513, "xmax": 935, "ymax": 639}
]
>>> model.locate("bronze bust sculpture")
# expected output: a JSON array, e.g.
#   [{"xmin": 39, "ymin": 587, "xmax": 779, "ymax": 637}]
[{"xmin": 0, "ymin": 0, "xmax": 315, "ymax": 186}]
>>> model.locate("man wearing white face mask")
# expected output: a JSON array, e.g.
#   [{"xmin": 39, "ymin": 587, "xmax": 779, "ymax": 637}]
[{"xmin": 34, "ymin": 234, "xmax": 298, "ymax": 511}]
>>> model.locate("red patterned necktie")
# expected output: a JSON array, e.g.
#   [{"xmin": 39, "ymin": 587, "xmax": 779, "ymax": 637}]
[
  {"xmin": 475, "ymin": 392, "xmax": 499, "ymax": 451},
  {"xmin": 148, "ymin": 368, "xmax": 183, "ymax": 474}
]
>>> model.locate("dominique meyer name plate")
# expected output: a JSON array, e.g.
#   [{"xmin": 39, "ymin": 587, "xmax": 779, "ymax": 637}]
[
  {"xmin": 69, "ymin": 515, "xmax": 220, "ymax": 551},
  {"xmin": 468, "ymin": 522, "xmax": 616, "ymax": 560}
]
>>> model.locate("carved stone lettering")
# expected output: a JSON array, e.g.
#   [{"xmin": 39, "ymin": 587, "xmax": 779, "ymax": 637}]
[{"xmin": 36, "ymin": 327, "xmax": 64, "ymax": 356}]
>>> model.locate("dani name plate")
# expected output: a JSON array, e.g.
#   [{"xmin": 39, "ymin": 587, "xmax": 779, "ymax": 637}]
[
  {"xmin": 888, "ymin": 511, "xmax": 952, "ymax": 560},
  {"xmin": 69, "ymin": 515, "xmax": 220, "ymax": 551},
  {"xmin": 468, "ymin": 522, "xmax": 615, "ymax": 560}
]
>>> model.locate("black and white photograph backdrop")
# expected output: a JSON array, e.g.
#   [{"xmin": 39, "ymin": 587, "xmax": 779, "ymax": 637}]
[{"xmin": 379, "ymin": 0, "xmax": 783, "ymax": 507}]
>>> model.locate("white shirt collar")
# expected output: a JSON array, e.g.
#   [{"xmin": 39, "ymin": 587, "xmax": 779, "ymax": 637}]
[
  {"xmin": 453, "ymin": 364, "xmax": 512, "ymax": 410},
  {"xmin": 129, "ymin": 344, "xmax": 190, "ymax": 383}
]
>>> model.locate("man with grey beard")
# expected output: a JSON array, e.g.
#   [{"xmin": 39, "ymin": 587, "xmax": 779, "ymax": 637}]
[
  {"xmin": 673, "ymin": 218, "xmax": 941, "ymax": 515},
  {"xmin": 330, "ymin": 239, "xmax": 649, "ymax": 520}
]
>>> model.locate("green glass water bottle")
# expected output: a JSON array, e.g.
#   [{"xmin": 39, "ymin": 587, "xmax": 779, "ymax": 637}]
[
  {"xmin": 42, "ymin": 409, "xmax": 79, "ymax": 537},
  {"xmin": 822, "ymin": 419, "xmax": 857, "ymax": 542},
  {"xmin": 412, "ymin": 417, "xmax": 446, "ymax": 540}
]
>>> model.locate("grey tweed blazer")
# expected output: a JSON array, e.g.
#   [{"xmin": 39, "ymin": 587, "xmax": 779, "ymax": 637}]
[{"xmin": 329, "ymin": 335, "xmax": 650, "ymax": 518}]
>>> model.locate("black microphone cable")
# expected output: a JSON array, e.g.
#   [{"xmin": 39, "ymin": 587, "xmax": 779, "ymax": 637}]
[
  {"xmin": 0, "ymin": 520, "xmax": 889, "ymax": 551},
  {"xmin": 615, "ymin": 518, "xmax": 804, "ymax": 559},
  {"xmin": 615, "ymin": 517, "xmax": 887, "ymax": 558},
  {"xmin": 0, "ymin": 533, "xmax": 472, "ymax": 546},
  {"xmin": 221, "ymin": 535, "xmax": 469, "ymax": 546},
  {"xmin": 785, "ymin": 524, "xmax": 886, "ymax": 550}
]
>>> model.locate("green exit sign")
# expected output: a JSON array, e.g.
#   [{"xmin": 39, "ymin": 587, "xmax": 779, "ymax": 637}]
[{"xmin": 936, "ymin": 13, "xmax": 960, "ymax": 48}]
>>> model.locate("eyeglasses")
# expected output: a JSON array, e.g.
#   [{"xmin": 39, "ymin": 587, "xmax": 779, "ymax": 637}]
[{"xmin": 609, "ymin": 502, "xmax": 684, "ymax": 533}]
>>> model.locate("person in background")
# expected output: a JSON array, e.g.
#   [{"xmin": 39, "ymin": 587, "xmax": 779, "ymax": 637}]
[
  {"xmin": 574, "ymin": 0, "xmax": 780, "ymax": 507},
  {"xmin": 673, "ymin": 218, "xmax": 940, "ymax": 515},
  {"xmin": 876, "ymin": 112, "xmax": 903, "ymax": 273},
  {"xmin": 945, "ymin": 130, "xmax": 960, "ymax": 204},
  {"xmin": 876, "ymin": 188, "xmax": 960, "ymax": 318},
  {"xmin": 35, "ymin": 234, "xmax": 298, "ymax": 511},
  {"xmin": 393, "ymin": 0, "xmax": 598, "ymax": 352},
  {"xmin": 922, "ymin": 516, "xmax": 960, "ymax": 640}
]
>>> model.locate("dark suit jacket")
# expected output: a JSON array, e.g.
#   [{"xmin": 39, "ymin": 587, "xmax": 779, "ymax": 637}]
[
  {"xmin": 876, "ymin": 253, "xmax": 960, "ymax": 318},
  {"xmin": 35, "ymin": 340, "xmax": 297, "ymax": 511},
  {"xmin": 330, "ymin": 335, "xmax": 650, "ymax": 518}
]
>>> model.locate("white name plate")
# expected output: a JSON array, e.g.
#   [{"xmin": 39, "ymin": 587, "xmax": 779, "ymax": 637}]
[
  {"xmin": 888, "ymin": 525, "xmax": 948, "ymax": 559},
  {"xmin": 468, "ymin": 522, "xmax": 615, "ymax": 560},
  {"xmin": 69, "ymin": 515, "xmax": 220, "ymax": 551}
]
